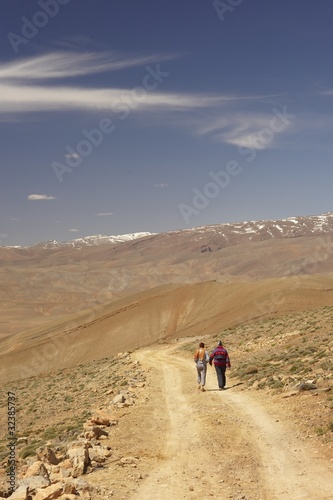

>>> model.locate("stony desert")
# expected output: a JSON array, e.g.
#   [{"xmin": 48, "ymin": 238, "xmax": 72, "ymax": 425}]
[{"xmin": 1, "ymin": 215, "xmax": 333, "ymax": 499}]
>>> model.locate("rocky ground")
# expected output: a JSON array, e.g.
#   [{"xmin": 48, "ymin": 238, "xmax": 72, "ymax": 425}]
[{"xmin": 1, "ymin": 307, "xmax": 333, "ymax": 499}]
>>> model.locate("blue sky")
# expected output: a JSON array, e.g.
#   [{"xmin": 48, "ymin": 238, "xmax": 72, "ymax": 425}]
[{"xmin": 1, "ymin": 0, "xmax": 333, "ymax": 246}]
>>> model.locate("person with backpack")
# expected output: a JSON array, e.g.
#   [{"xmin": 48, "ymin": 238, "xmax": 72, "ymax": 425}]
[
  {"xmin": 194, "ymin": 342, "xmax": 210, "ymax": 392},
  {"xmin": 209, "ymin": 340, "xmax": 231, "ymax": 390}
]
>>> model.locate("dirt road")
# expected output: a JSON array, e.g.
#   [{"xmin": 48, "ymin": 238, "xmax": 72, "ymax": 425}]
[{"xmin": 130, "ymin": 343, "xmax": 333, "ymax": 500}]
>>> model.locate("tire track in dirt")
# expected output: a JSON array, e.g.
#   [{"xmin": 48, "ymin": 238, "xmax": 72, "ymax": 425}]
[
  {"xmin": 222, "ymin": 390, "xmax": 333, "ymax": 499},
  {"xmin": 132, "ymin": 343, "xmax": 333, "ymax": 499},
  {"xmin": 133, "ymin": 348, "xmax": 222, "ymax": 499}
]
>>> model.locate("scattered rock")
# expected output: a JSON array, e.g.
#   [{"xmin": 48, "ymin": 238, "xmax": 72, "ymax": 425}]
[
  {"xmin": 112, "ymin": 394, "xmax": 125, "ymax": 405},
  {"xmin": 36, "ymin": 448, "xmax": 60, "ymax": 466},
  {"xmin": 20, "ymin": 475, "xmax": 51, "ymax": 492},
  {"xmin": 7, "ymin": 486, "xmax": 28, "ymax": 500},
  {"xmin": 88, "ymin": 445, "xmax": 112, "ymax": 463},
  {"xmin": 297, "ymin": 382, "xmax": 318, "ymax": 391},
  {"xmin": 66, "ymin": 478, "xmax": 93, "ymax": 498},
  {"xmin": 134, "ymin": 382, "xmax": 145, "ymax": 388},
  {"xmin": 24, "ymin": 461, "xmax": 50, "ymax": 480},
  {"xmin": 33, "ymin": 481, "xmax": 64, "ymax": 500},
  {"xmin": 118, "ymin": 456, "xmax": 139, "ymax": 466},
  {"xmin": 282, "ymin": 391, "xmax": 298, "ymax": 398},
  {"xmin": 90, "ymin": 416, "xmax": 110, "ymax": 426},
  {"xmin": 67, "ymin": 444, "xmax": 90, "ymax": 478},
  {"xmin": 83, "ymin": 426, "xmax": 108, "ymax": 440},
  {"xmin": 58, "ymin": 459, "xmax": 73, "ymax": 479}
]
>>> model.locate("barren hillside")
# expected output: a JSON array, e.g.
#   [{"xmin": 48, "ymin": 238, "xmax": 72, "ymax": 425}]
[
  {"xmin": 1, "ymin": 308, "xmax": 332, "ymax": 498},
  {"xmin": 1, "ymin": 220, "xmax": 333, "ymax": 338},
  {"xmin": 1, "ymin": 275, "xmax": 333, "ymax": 385},
  {"xmin": 1, "ymin": 215, "xmax": 333, "ymax": 498}
]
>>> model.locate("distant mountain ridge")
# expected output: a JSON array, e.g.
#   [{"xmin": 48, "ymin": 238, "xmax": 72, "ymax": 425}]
[
  {"xmin": 10, "ymin": 232, "xmax": 156, "ymax": 249},
  {"xmin": 2, "ymin": 211, "xmax": 333, "ymax": 339},
  {"xmin": 165, "ymin": 211, "xmax": 333, "ymax": 252},
  {"xmin": 4, "ymin": 211, "xmax": 333, "ymax": 250}
]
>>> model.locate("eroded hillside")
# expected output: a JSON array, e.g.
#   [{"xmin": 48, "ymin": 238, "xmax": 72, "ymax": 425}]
[
  {"xmin": 1, "ymin": 221, "xmax": 333, "ymax": 338},
  {"xmin": 1, "ymin": 276, "xmax": 333, "ymax": 384},
  {"xmin": 1, "ymin": 306, "xmax": 332, "ymax": 499}
]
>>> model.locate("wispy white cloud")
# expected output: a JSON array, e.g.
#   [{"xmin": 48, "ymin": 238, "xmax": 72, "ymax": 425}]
[
  {"xmin": 0, "ymin": 83, "xmax": 242, "ymax": 114},
  {"xmin": 184, "ymin": 110, "xmax": 297, "ymax": 150},
  {"xmin": 153, "ymin": 183, "xmax": 169, "ymax": 188},
  {"xmin": 95, "ymin": 212, "xmax": 114, "ymax": 216},
  {"xmin": 27, "ymin": 194, "xmax": 57, "ymax": 200},
  {"xmin": 69, "ymin": 228, "xmax": 79, "ymax": 232},
  {"xmin": 0, "ymin": 51, "xmax": 274, "ymax": 116},
  {"xmin": 0, "ymin": 51, "xmax": 179, "ymax": 81},
  {"xmin": 0, "ymin": 51, "xmax": 300, "ymax": 150}
]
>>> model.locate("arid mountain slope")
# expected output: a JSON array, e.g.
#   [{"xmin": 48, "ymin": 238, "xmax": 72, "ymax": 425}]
[
  {"xmin": 1, "ymin": 214, "xmax": 333, "ymax": 499},
  {"xmin": 1, "ymin": 331, "xmax": 332, "ymax": 499},
  {"xmin": 11, "ymin": 211, "xmax": 333, "ymax": 251},
  {"xmin": 2, "ymin": 275, "xmax": 333, "ymax": 384},
  {"xmin": 1, "ymin": 228, "xmax": 333, "ymax": 337}
]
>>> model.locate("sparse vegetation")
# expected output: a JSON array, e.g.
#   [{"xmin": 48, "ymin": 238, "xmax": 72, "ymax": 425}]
[
  {"xmin": 177, "ymin": 305, "xmax": 333, "ymax": 446},
  {"xmin": 0, "ymin": 353, "xmax": 145, "ymax": 473},
  {"xmin": 20, "ymin": 442, "xmax": 43, "ymax": 459}
]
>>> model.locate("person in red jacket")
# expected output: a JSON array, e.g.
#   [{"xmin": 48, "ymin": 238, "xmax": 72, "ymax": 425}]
[{"xmin": 209, "ymin": 340, "xmax": 231, "ymax": 390}]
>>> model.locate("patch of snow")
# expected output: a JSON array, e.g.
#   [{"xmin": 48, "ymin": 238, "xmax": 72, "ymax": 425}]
[{"xmin": 39, "ymin": 232, "xmax": 156, "ymax": 249}]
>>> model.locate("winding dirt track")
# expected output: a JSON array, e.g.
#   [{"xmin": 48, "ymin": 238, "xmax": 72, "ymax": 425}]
[{"xmin": 132, "ymin": 343, "xmax": 333, "ymax": 500}]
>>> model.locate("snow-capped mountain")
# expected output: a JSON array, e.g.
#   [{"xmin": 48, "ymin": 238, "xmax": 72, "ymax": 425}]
[
  {"xmin": 2, "ymin": 212, "xmax": 333, "ymax": 340},
  {"xmin": 36, "ymin": 232, "xmax": 156, "ymax": 249},
  {"xmin": 175, "ymin": 212, "xmax": 333, "ymax": 248},
  {"xmin": 129, "ymin": 212, "xmax": 333, "ymax": 255},
  {"xmin": 3, "ymin": 212, "xmax": 333, "ymax": 250}
]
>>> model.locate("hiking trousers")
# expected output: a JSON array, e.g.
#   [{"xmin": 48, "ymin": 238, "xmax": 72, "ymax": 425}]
[
  {"xmin": 196, "ymin": 362, "xmax": 207, "ymax": 386},
  {"xmin": 214, "ymin": 365, "xmax": 226, "ymax": 389}
]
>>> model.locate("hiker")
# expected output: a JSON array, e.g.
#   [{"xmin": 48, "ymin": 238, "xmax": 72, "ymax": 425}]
[
  {"xmin": 209, "ymin": 340, "xmax": 231, "ymax": 390},
  {"xmin": 194, "ymin": 342, "xmax": 209, "ymax": 392}
]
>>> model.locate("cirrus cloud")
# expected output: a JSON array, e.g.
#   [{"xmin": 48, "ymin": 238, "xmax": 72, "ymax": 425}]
[
  {"xmin": 0, "ymin": 51, "xmax": 273, "ymax": 116},
  {"xmin": 0, "ymin": 50, "xmax": 297, "ymax": 151}
]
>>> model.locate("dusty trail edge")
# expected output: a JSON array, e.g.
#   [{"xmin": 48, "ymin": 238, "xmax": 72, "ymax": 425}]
[{"xmin": 128, "ymin": 342, "xmax": 333, "ymax": 500}]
